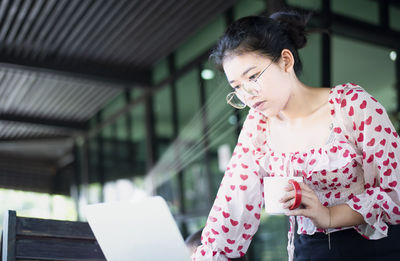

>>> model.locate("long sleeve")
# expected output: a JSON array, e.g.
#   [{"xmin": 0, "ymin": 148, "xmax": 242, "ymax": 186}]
[
  {"xmin": 192, "ymin": 110, "xmax": 266, "ymax": 260},
  {"xmin": 338, "ymin": 83, "xmax": 400, "ymax": 239}
]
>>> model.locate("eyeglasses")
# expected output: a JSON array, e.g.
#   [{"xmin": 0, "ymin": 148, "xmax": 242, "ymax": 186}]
[{"xmin": 226, "ymin": 59, "xmax": 275, "ymax": 109}]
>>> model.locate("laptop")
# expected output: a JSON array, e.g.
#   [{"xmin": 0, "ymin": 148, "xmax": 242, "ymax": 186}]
[{"xmin": 85, "ymin": 196, "xmax": 191, "ymax": 261}]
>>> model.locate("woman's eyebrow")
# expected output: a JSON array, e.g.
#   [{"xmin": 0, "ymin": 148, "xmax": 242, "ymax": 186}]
[{"xmin": 228, "ymin": 66, "xmax": 257, "ymax": 84}]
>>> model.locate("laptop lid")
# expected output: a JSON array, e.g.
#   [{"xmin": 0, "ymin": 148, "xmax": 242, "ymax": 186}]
[{"xmin": 85, "ymin": 196, "xmax": 191, "ymax": 261}]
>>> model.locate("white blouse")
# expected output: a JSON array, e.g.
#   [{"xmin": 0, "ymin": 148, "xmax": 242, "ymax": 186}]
[{"xmin": 192, "ymin": 83, "xmax": 400, "ymax": 261}]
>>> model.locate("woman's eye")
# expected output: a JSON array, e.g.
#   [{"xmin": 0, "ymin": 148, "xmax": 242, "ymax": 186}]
[
  {"xmin": 249, "ymin": 73, "xmax": 258, "ymax": 81},
  {"xmin": 233, "ymin": 85, "xmax": 240, "ymax": 90}
]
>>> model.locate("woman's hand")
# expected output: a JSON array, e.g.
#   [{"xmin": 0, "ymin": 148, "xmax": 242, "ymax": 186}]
[{"xmin": 280, "ymin": 182, "xmax": 331, "ymax": 229}]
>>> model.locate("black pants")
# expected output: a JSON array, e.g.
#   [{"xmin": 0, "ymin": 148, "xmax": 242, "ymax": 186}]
[{"xmin": 294, "ymin": 225, "xmax": 400, "ymax": 261}]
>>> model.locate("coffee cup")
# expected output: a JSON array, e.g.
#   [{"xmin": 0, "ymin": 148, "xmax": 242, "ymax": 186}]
[{"xmin": 263, "ymin": 176, "xmax": 303, "ymax": 215}]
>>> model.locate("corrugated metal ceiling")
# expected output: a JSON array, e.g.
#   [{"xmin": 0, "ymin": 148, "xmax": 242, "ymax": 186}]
[{"xmin": 0, "ymin": 0, "xmax": 236, "ymax": 193}]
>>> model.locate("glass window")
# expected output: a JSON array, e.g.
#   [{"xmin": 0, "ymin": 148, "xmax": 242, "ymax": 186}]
[
  {"xmin": 298, "ymin": 33, "xmax": 322, "ymax": 87},
  {"xmin": 176, "ymin": 16, "xmax": 225, "ymax": 69},
  {"xmin": 332, "ymin": 0, "xmax": 379, "ymax": 25},
  {"xmin": 234, "ymin": 0, "xmax": 266, "ymax": 19},
  {"xmin": 287, "ymin": 0, "xmax": 321, "ymax": 10},
  {"xmin": 152, "ymin": 57, "xmax": 169, "ymax": 85},
  {"xmin": 332, "ymin": 35, "xmax": 397, "ymax": 116},
  {"xmin": 154, "ymin": 86, "xmax": 173, "ymax": 139},
  {"xmin": 390, "ymin": 5, "xmax": 400, "ymax": 31}
]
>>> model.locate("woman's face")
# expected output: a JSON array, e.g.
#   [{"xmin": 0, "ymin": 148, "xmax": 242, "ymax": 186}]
[{"xmin": 222, "ymin": 51, "xmax": 292, "ymax": 118}]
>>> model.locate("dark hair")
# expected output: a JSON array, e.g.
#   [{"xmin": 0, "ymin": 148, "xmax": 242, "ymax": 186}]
[
  {"xmin": 185, "ymin": 228, "xmax": 203, "ymax": 250},
  {"xmin": 210, "ymin": 10, "xmax": 312, "ymax": 76}
]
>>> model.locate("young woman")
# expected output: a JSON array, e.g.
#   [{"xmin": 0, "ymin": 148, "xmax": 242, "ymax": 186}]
[{"xmin": 192, "ymin": 10, "xmax": 400, "ymax": 261}]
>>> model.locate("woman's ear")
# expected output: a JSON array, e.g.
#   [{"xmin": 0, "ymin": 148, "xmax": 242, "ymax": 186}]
[{"xmin": 280, "ymin": 49, "xmax": 295, "ymax": 73}]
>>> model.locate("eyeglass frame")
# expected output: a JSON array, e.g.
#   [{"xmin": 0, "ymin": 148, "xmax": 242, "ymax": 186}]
[{"xmin": 226, "ymin": 57, "xmax": 277, "ymax": 109}]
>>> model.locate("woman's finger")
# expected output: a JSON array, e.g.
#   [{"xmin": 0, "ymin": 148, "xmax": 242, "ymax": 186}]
[{"xmin": 279, "ymin": 190, "xmax": 296, "ymax": 203}]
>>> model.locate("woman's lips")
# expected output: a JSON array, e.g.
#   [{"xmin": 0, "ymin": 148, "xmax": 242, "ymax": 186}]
[{"xmin": 253, "ymin": 101, "xmax": 265, "ymax": 109}]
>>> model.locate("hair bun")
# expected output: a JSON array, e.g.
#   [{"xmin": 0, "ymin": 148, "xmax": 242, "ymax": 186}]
[{"xmin": 270, "ymin": 11, "xmax": 310, "ymax": 49}]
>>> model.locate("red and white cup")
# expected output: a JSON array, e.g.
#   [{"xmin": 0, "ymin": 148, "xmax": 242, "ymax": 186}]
[{"xmin": 263, "ymin": 176, "xmax": 303, "ymax": 215}]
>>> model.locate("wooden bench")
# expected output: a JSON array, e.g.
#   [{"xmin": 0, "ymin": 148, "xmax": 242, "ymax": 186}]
[{"xmin": 1, "ymin": 210, "xmax": 106, "ymax": 261}]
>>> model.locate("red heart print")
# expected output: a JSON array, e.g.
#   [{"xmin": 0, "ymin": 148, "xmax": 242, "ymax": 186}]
[
  {"xmin": 353, "ymin": 204, "xmax": 362, "ymax": 210},
  {"xmin": 246, "ymin": 204, "xmax": 254, "ymax": 211},
  {"xmin": 259, "ymin": 119, "xmax": 266, "ymax": 124},
  {"xmin": 227, "ymin": 239, "xmax": 235, "ymax": 244},
  {"xmin": 211, "ymin": 229, "xmax": 219, "ymax": 235},
  {"xmin": 240, "ymin": 174, "xmax": 248, "ymax": 181},
  {"xmin": 254, "ymin": 213, "xmax": 261, "ymax": 220},
  {"xmin": 360, "ymin": 100, "xmax": 367, "ymax": 109},
  {"xmin": 240, "ymin": 185, "xmax": 247, "ymax": 191},
  {"xmin": 230, "ymin": 219, "xmax": 239, "ymax": 226},
  {"xmin": 389, "ymin": 181, "xmax": 397, "ymax": 187},
  {"xmin": 367, "ymin": 138, "xmax": 375, "ymax": 146},
  {"xmin": 237, "ymin": 245, "xmax": 243, "ymax": 251},
  {"xmin": 380, "ymin": 139, "xmax": 386, "ymax": 146},
  {"xmin": 384, "ymin": 169, "xmax": 392, "ymax": 176},
  {"xmin": 357, "ymin": 133, "xmax": 364, "ymax": 142},
  {"xmin": 375, "ymin": 150, "xmax": 384, "ymax": 158},
  {"xmin": 392, "ymin": 142, "xmax": 398, "ymax": 148},
  {"xmin": 385, "ymin": 128, "xmax": 391, "ymax": 134},
  {"xmin": 310, "ymin": 159, "xmax": 316, "ymax": 165},
  {"xmin": 375, "ymin": 125, "xmax": 382, "ymax": 132},
  {"xmin": 366, "ymin": 190, "xmax": 374, "ymax": 195},
  {"xmin": 393, "ymin": 206, "xmax": 400, "ymax": 215},
  {"xmin": 353, "ymin": 196, "xmax": 360, "ymax": 202},
  {"xmin": 297, "ymin": 158, "xmax": 304, "ymax": 163},
  {"xmin": 213, "ymin": 205, "xmax": 222, "ymax": 211},
  {"xmin": 349, "ymin": 106, "xmax": 354, "ymax": 116},
  {"xmin": 335, "ymin": 192, "xmax": 341, "ymax": 198},
  {"xmin": 341, "ymin": 99, "xmax": 347, "ymax": 108},
  {"xmin": 325, "ymin": 192, "xmax": 331, "ymax": 198},
  {"xmin": 224, "ymin": 247, "xmax": 233, "ymax": 253},
  {"xmin": 201, "ymin": 249, "xmax": 206, "ymax": 256},
  {"xmin": 334, "ymin": 127, "xmax": 342, "ymax": 134},
  {"xmin": 248, "ymin": 115, "xmax": 254, "ymax": 119},
  {"xmin": 389, "ymin": 152, "xmax": 395, "ymax": 158},
  {"xmin": 367, "ymin": 154, "xmax": 374, "ymax": 163},
  {"xmin": 242, "ymin": 147, "xmax": 249, "ymax": 153},
  {"xmin": 241, "ymin": 163, "xmax": 248, "ymax": 169},
  {"xmin": 365, "ymin": 116, "xmax": 372, "ymax": 125},
  {"xmin": 230, "ymin": 185, "xmax": 235, "ymax": 190},
  {"xmin": 225, "ymin": 195, "xmax": 232, "ymax": 202},
  {"xmin": 383, "ymin": 202, "xmax": 389, "ymax": 209},
  {"xmin": 383, "ymin": 159, "xmax": 389, "ymax": 166},
  {"xmin": 376, "ymin": 108, "xmax": 383, "ymax": 114},
  {"xmin": 208, "ymin": 237, "xmax": 215, "ymax": 243},
  {"xmin": 222, "ymin": 211, "xmax": 230, "ymax": 218},
  {"xmin": 209, "ymin": 216, "xmax": 217, "ymax": 222},
  {"xmin": 351, "ymin": 93, "xmax": 358, "ymax": 101},
  {"xmin": 242, "ymin": 234, "xmax": 251, "ymax": 240},
  {"xmin": 366, "ymin": 213, "xmax": 372, "ymax": 218},
  {"xmin": 358, "ymin": 121, "xmax": 364, "ymax": 131},
  {"xmin": 392, "ymin": 162, "xmax": 397, "ymax": 169},
  {"xmin": 221, "ymin": 225, "xmax": 229, "ymax": 233},
  {"xmin": 377, "ymin": 194, "xmax": 383, "ymax": 200},
  {"xmin": 244, "ymin": 223, "xmax": 252, "ymax": 230},
  {"xmin": 373, "ymin": 203, "xmax": 379, "ymax": 209}
]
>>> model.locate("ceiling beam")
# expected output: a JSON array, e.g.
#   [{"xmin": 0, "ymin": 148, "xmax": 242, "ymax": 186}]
[
  {"xmin": 0, "ymin": 113, "xmax": 88, "ymax": 131},
  {"xmin": 0, "ymin": 55, "xmax": 152, "ymax": 87}
]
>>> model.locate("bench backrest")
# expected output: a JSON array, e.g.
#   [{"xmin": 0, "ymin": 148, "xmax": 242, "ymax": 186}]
[{"xmin": 2, "ymin": 210, "xmax": 106, "ymax": 261}]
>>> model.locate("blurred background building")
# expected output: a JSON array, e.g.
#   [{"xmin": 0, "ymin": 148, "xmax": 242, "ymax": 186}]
[{"xmin": 0, "ymin": 0, "xmax": 399, "ymax": 260}]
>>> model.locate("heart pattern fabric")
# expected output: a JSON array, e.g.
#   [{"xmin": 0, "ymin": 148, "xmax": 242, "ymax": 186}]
[{"xmin": 192, "ymin": 83, "xmax": 400, "ymax": 261}]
